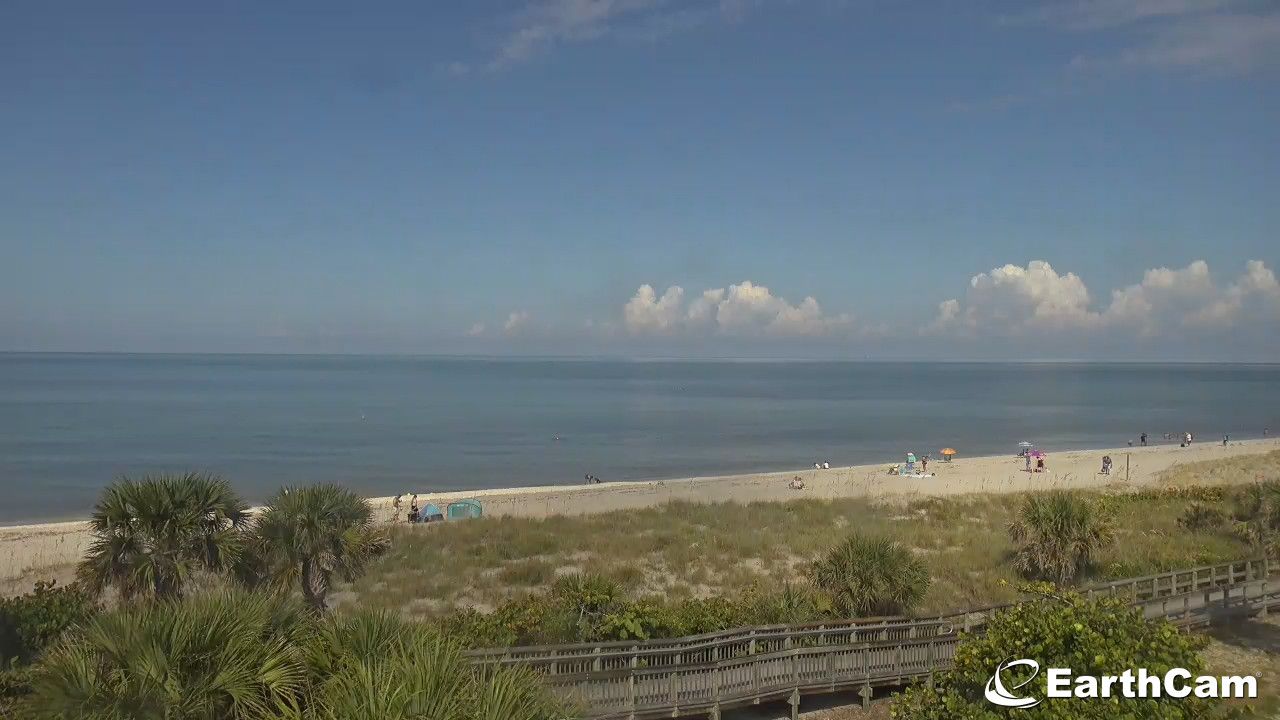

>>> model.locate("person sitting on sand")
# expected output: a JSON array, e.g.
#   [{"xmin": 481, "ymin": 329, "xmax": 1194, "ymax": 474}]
[
  {"xmin": 822, "ymin": 461, "xmax": 830, "ymax": 470},
  {"xmin": 789, "ymin": 475, "xmax": 805, "ymax": 489}
]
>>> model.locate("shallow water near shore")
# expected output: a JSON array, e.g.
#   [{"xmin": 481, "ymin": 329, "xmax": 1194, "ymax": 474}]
[{"xmin": 1, "ymin": 353, "xmax": 1277, "ymax": 524}]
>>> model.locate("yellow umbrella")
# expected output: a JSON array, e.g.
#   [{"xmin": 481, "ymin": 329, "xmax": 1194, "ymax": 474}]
[{"xmin": 940, "ymin": 448, "xmax": 957, "ymax": 461}]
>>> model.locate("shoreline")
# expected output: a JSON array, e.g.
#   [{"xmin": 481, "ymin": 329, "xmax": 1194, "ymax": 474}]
[{"xmin": 3, "ymin": 437, "xmax": 1277, "ymax": 584}]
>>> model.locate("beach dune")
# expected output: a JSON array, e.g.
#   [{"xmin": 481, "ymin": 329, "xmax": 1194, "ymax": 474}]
[{"xmin": 2, "ymin": 438, "xmax": 1276, "ymax": 587}]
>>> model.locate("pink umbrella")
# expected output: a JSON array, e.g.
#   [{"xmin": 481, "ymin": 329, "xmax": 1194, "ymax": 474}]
[{"xmin": 1029, "ymin": 450, "xmax": 1046, "ymax": 458}]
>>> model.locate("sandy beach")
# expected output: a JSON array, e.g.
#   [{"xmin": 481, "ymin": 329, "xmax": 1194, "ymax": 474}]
[{"xmin": 3, "ymin": 437, "xmax": 1277, "ymax": 588}]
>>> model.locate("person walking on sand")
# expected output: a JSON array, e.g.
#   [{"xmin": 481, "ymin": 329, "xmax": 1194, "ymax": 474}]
[
  {"xmin": 1025, "ymin": 454, "xmax": 1032, "ymax": 472},
  {"xmin": 1224, "ymin": 435, "xmax": 1229, "ymax": 446},
  {"xmin": 1140, "ymin": 432, "xmax": 1147, "ymax": 446},
  {"xmin": 921, "ymin": 455, "xmax": 928, "ymax": 474},
  {"xmin": 1101, "ymin": 456, "xmax": 1112, "ymax": 475}
]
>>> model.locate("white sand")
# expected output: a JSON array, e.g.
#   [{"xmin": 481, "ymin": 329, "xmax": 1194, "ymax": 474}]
[{"xmin": 3, "ymin": 438, "xmax": 1276, "ymax": 586}]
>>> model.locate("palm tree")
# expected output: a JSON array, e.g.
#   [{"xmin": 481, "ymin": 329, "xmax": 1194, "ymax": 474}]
[
  {"xmin": 1008, "ymin": 491, "xmax": 1115, "ymax": 585},
  {"xmin": 807, "ymin": 533, "xmax": 930, "ymax": 616},
  {"xmin": 248, "ymin": 484, "xmax": 389, "ymax": 611},
  {"xmin": 77, "ymin": 473, "xmax": 248, "ymax": 600},
  {"xmin": 25, "ymin": 589, "xmax": 313, "ymax": 720},
  {"xmin": 303, "ymin": 611, "xmax": 565, "ymax": 720}
]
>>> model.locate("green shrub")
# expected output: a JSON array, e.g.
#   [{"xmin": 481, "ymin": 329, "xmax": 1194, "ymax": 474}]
[
  {"xmin": 1009, "ymin": 491, "xmax": 1114, "ymax": 585},
  {"xmin": 1178, "ymin": 502, "xmax": 1226, "ymax": 532},
  {"xmin": 807, "ymin": 533, "xmax": 930, "ymax": 616},
  {"xmin": 892, "ymin": 591, "xmax": 1218, "ymax": 719},
  {"xmin": 0, "ymin": 581, "xmax": 98, "ymax": 668}
]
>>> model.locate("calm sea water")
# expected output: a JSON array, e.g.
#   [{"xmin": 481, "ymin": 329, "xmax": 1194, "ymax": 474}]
[{"xmin": 1, "ymin": 353, "xmax": 1277, "ymax": 524}]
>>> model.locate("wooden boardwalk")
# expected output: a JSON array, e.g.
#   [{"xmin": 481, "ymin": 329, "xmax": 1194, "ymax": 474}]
[{"xmin": 468, "ymin": 558, "xmax": 1276, "ymax": 719}]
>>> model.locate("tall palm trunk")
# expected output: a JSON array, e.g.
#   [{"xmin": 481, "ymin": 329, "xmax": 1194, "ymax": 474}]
[{"xmin": 301, "ymin": 558, "xmax": 327, "ymax": 610}]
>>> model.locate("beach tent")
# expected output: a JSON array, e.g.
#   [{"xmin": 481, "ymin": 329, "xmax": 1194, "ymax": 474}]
[
  {"xmin": 447, "ymin": 499, "xmax": 483, "ymax": 520},
  {"xmin": 421, "ymin": 503, "xmax": 444, "ymax": 522}
]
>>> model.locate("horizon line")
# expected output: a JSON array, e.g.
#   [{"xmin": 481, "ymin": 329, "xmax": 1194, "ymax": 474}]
[{"xmin": 2, "ymin": 350, "xmax": 1278, "ymax": 366}]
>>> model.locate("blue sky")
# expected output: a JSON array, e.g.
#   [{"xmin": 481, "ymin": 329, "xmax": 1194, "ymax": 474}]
[{"xmin": 3, "ymin": 0, "xmax": 1278, "ymax": 359}]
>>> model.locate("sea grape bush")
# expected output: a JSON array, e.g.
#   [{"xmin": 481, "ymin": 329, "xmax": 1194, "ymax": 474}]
[{"xmin": 891, "ymin": 591, "xmax": 1218, "ymax": 719}]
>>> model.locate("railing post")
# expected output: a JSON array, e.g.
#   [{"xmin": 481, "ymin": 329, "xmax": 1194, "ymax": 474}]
[{"xmin": 628, "ymin": 645, "xmax": 637, "ymax": 713}]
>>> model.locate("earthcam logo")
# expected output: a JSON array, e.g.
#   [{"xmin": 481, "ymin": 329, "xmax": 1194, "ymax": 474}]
[
  {"xmin": 985, "ymin": 658, "xmax": 1042, "ymax": 708},
  {"xmin": 984, "ymin": 658, "xmax": 1257, "ymax": 707}
]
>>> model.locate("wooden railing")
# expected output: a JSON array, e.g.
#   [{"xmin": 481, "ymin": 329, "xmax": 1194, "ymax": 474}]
[{"xmin": 468, "ymin": 558, "xmax": 1273, "ymax": 719}]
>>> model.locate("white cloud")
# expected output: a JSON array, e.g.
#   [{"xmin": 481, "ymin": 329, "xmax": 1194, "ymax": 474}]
[
  {"xmin": 1109, "ymin": 12, "xmax": 1280, "ymax": 73},
  {"xmin": 928, "ymin": 260, "xmax": 1099, "ymax": 335},
  {"xmin": 482, "ymin": 0, "xmax": 762, "ymax": 70},
  {"xmin": 623, "ymin": 284, "xmax": 686, "ymax": 334},
  {"xmin": 1105, "ymin": 259, "xmax": 1280, "ymax": 333},
  {"xmin": 465, "ymin": 322, "xmax": 486, "ymax": 337},
  {"xmin": 1010, "ymin": 1, "xmax": 1280, "ymax": 75},
  {"xmin": 929, "ymin": 259, "xmax": 1280, "ymax": 339},
  {"xmin": 623, "ymin": 280, "xmax": 853, "ymax": 338},
  {"xmin": 503, "ymin": 311, "xmax": 530, "ymax": 335},
  {"xmin": 1006, "ymin": 0, "xmax": 1237, "ymax": 31}
]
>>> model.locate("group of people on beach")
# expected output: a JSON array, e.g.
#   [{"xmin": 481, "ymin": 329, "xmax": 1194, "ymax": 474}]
[{"xmin": 392, "ymin": 492, "xmax": 442, "ymax": 523}]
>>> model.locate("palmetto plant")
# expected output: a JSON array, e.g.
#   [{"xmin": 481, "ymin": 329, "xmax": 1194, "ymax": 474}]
[
  {"xmin": 77, "ymin": 473, "xmax": 249, "ymax": 600},
  {"xmin": 301, "ymin": 611, "xmax": 566, "ymax": 720},
  {"xmin": 1008, "ymin": 491, "xmax": 1115, "ymax": 585},
  {"xmin": 23, "ymin": 595, "xmax": 564, "ymax": 720},
  {"xmin": 247, "ymin": 484, "xmax": 389, "ymax": 611},
  {"xmin": 25, "ymin": 589, "xmax": 313, "ymax": 720},
  {"xmin": 806, "ymin": 533, "xmax": 930, "ymax": 616},
  {"xmin": 1231, "ymin": 481, "xmax": 1280, "ymax": 550}
]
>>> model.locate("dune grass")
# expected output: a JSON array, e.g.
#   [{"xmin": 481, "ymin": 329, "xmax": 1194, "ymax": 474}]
[{"xmin": 342, "ymin": 486, "xmax": 1258, "ymax": 621}]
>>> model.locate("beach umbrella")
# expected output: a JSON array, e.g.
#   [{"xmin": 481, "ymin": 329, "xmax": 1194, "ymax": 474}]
[
  {"xmin": 1029, "ymin": 449, "xmax": 1046, "ymax": 458},
  {"xmin": 1018, "ymin": 441, "xmax": 1034, "ymax": 449},
  {"xmin": 941, "ymin": 448, "xmax": 957, "ymax": 461}
]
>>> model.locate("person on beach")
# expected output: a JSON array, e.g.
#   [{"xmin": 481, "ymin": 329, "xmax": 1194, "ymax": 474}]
[
  {"xmin": 1035, "ymin": 457, "xmax": 1046, "ymax": 473},
  {"xmin": 392, "ymin": 494, "xmax": 403, "ymax": 522},
  {"xmin": 921, "ymin": 455, "xmax": 928, "ymax": 473},
  {"xmin": 1024, "ymin": 454, "xmax": 1032, "ymax": 472},
  {"xmin": 1223, "ymin": 435, "xmax": 1229, "ymax": 446},
  {"xmin": 1140, "ymin": 432, "xmax": 1147, "ymax": 446},
  {"xmin": 1100, "ymin": 456, "xmax": 1112, "ymax": 475}
]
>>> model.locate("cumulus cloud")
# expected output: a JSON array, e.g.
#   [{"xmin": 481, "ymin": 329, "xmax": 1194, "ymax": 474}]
[
  {"xmin": 1105, "ymin": 259, "xmax": 1280, "ymax": 334},
  {"xmin": 926, "ymin": 260, "xmax": 1100, "ymax": 335},
  {"xmin": 503, "ymin": 311, "xmax": 530, "ymax": 335},
  {"xmin": 928, "ymin": 259, "xmax": 1280, "ymax": 338},
  {"xmin": 623, "ymin": 280, "xmax": 852, "ymax": 338}
]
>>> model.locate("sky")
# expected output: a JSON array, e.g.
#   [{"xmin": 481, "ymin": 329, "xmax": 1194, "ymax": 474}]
[{"xmin": 2, "ymin": 0, "xmax": 1278, "ymax": 360}]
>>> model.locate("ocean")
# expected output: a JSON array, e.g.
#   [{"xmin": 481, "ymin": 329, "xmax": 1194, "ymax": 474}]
[{"xmin": 1, "ymin": 353, "xmax": 1277, "ymax": 524}]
